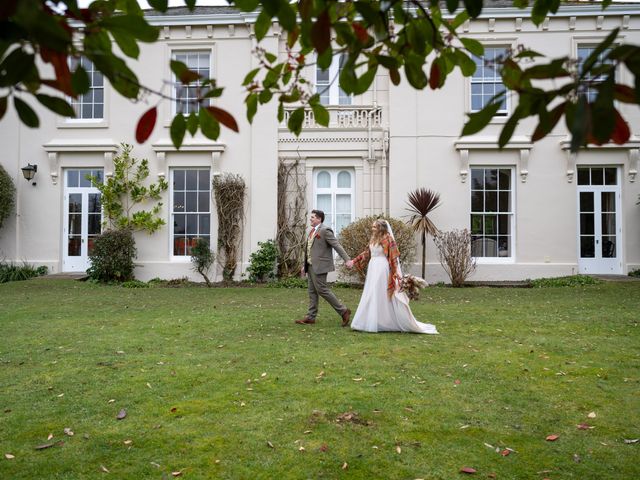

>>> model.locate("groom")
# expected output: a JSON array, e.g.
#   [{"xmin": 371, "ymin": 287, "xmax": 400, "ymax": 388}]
[{"xmin": 296, "ymin": 210, "xmax": 352, "ymax": 327}]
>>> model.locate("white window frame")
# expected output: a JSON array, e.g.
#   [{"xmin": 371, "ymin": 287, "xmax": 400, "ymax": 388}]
[
  {"xmin": 60, "ymin": 56, "xmax": 108, "ymax": 128},
  {"xmin": 470, "ymin": 166, "xmax": 515, "ymax": 264},
  {"xmin": 470, "ymin": 46, "xmax": 511, "ymax": 117},
  {"xmin": 315, "ymin": 53, "xmax": 352, "ymax": 106},
  {"xmin": 313, "ymin": 168, "xmax": 355, "ymax": 236},
  {"xmin": 576, "ymin": 43, "xmax": 615, "ymax": 103},
  {"xmin": 171, "ymin": 50, "xmax": 212, "ymax": 115},
  {"xmin": 169, "ymin": 167, "xmax": 212, "ymax": 261}
]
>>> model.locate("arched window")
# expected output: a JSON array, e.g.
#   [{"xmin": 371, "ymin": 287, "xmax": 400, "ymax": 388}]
[{"xmin": 314, "ymin": 169, "xmax": 355, "ymax": 235}]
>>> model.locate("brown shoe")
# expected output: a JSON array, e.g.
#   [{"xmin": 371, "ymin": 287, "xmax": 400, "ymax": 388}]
[
  {"xmin": 295, "ymin": 317, "xmax": 316, "ymax": 325},
  {"xmin": 341, "ymin": 308, "xmax": 351, "ymax": 327}
]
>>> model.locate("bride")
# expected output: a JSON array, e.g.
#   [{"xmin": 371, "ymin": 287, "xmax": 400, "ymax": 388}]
[{"xmin": 347, "ymin": 219, "xmax": 438, "ymax": 334}]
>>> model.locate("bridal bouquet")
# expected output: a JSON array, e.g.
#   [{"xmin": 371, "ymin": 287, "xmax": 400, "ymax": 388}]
[{"xmin": 399, "ymin": 274, "xmax": 429, "ymax": 300}]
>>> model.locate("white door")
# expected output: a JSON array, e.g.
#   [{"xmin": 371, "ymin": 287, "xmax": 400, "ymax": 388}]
[
  {"xmin": 577, "ymin": 166, "xmax": 622, "ymax": 274},
  {"xmin": 62, "ymin": 169, "xmax": 103, "ymax": 272}
]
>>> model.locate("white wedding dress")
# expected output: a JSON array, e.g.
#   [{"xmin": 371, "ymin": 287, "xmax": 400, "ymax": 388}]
[{"xmin": 350, "ymin": 245, "xmax": 439, "ymax": 334}]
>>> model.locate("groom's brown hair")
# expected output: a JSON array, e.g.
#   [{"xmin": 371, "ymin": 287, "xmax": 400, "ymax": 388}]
[{"xmin": 311, "ymin": 209, "xmax": 325, "ymax": 222}]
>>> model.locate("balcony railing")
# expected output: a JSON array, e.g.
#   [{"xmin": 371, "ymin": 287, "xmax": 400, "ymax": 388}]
[{"xmin": 282, "ymin": 106, "xmax": 382, "ymax": 129}]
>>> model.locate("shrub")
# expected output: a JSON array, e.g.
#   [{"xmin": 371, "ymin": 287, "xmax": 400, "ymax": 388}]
[
  {"xmin": 0, "ymin": 261, "xmax": 47, "ymax": 283},
  {"xmin": 266, "ymin": 276, "xmax": 308, "ymax": 289},
  {"xmin": 247, "ymin": 239, "xmax": 278, "ymax": 282},
  {"xmin": 0, "ymin": 164, "xmax": 16, "ymax": 230},
  {"xmin": 213, "ymin": 173, "xmax": 246, "ymax": 281},
  {"xmin": 433, "ymin": 229, "xmax": 476, "ymax": 287},
  {"xmin": 338, "ymin": 215, "xmax": 415, "ymax": 282},
  {"xmin": 629, "ymin": 268, "xmax": 640, "ymax": 278},
  {"xmin": 531, "ymin": 275, "xmax": 602, "ymax": 288},
  {"xmin": 87, "ymin": 228, "xmax": 136, "ymax": 282},
  {"xmin": 191, "ymin": 238, "xmax": 215, "ymax": 287}
]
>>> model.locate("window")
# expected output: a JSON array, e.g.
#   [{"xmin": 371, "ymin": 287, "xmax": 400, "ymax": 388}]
[
  {"xmin": 314, "ymin": 169, "xmax": 354, "ymax": 235},
  {"xmin": 173, "ymin": 51, "xmax": 211, "ymax": 114},
  {"xmin": 171, "ymin": 168, "xmax": 211, "ymax": 256},
  {"xmin": 316, "ymin": 54, "xmax": 351, "ymax": 106},
  {"xmin": 577, "ymin": 45, "xmax": 613, "ymax": 102},
  {"xmin": 471, "ymin": 47, "xmax": 509, "ymax": 115},
  {"xmin": 470, "ymin": 168, "xmax": 513, "ymax": 258},
  {"xmin": 69, "ymin": 57, "xmax": 104, "ymax": 120}
]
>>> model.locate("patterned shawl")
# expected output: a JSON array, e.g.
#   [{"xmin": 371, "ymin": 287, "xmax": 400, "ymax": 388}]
[{"xmin": 353, "ymin": 234, "xmax": 400, "ymax": 299}]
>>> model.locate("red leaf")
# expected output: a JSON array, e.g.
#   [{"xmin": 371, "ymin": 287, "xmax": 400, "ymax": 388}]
[
  {"xmin": 611, "ymin": 109, "xmax": 631, "ymax": 145},
  {"xmin": 352, "ymin": 22, "xmax": 369, "ymax": 43},
  {"xmin": 136, "ymin": 107, "xmax": 157, "ymax": 144},
  {"xmin": 319, "ymin": 443, "xmax": 328, "ymax": 452},
  {"xmin": 577, "ymin": 423, "xmax": 591, "ymax": 430},
  {"xmin": 545, "ymin": 434, "xmax": 559, "ymax": 441},
  {"xmin": 170, "ymin": 407, "xmax": 177, "ymax": 413},
  {"xmin": 41, "ymin": 49, "xmax": 74, "ymax": 96},
  {"xmin": 454, "ymin": 379, "xmax": 461, "ymax": 385},
  {"xmin": 429, "ymin": 62, "xmax": 441, "ymax": 90},
  {"xmin": 614, "ymin": 84, "xmax": 637, "ymax": 103},
  {"xmin": 311, "ymin": 10, "xmax": 331, "ymax": 54},
  {"xmin": 116, "ymin": 408, "xmax": 127, "ymax": 420},
  {"xmin": 500, "ymin": 449, "xmax": 510, "ymax": 456},
  {"xmin": 206, "ymin": 106, "xmax": 239, "ymax": 132},
  {"xmin": 460, "ymin": 466, "xmax": 477, "ymax": 474}
]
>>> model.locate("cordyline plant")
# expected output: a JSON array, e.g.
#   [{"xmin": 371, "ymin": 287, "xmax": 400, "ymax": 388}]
[
  {"xmin": 89, "ymin": 143, "xmax": 168, "ymax": 234},
  {"xmin": 406, "ymin": 188, "xmax": 441, "ymax": 279},
  {"xmin": 1, "ymin": 1, "xmax": 639, "ymax": 152}
]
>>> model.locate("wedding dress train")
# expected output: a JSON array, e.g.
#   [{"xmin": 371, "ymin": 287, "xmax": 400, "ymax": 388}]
[{"xmin": 350, "ymin": 245, "xmax": 438, "ymax": 334}]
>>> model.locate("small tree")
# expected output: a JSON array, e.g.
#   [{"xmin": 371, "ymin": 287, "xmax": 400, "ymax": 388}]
[
  {"xmin": 87, "ymin": 228, "xmax": 137, "ymax": 282},
  {"xmin": 190, "ymin": 238, "xmax": 215, "ymax": 287},
  {"xmin": 0, "ymin": 164, "xmax": 16, "ymax": 231},
  {"xmin": 339, "ymin": 215, "xmax": 415, "ymax": 282},
  {"xmin": 213, "ymin": 173, "xmax": 246, "ymax": 281},
  {"xmin": 434, "ymin": 229, "xmax": 476, "ymax": 287},
  {"xmin": 89, "ymin": 143, "xmax": 168, "ymax": 234},
  {"xmin": 406, "ymin": 188, "xmax": 441, "ymax": 279}
]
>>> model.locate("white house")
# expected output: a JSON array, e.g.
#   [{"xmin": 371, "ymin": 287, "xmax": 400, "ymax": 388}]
[{"xmin": 0, "ymin": 3, "xmax": 639, "ymax": 282}]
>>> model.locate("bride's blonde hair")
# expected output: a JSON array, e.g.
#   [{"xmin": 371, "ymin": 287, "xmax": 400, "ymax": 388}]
[{"xmin": 370, "ymin": 219, "xmax": 389, "ymax": 245}]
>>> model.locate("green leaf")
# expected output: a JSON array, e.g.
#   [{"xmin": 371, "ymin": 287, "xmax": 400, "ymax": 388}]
[
  {"xmin": 311, "ymin": 103, "xmax": 329, "ymax": 127},
  {"xmin": 246, "ymin": 93, "xmax": 258, "ymax": 123},
  {"xmin": 111, "ymin": 30, "xmax": 140, "ymax": 59},
  {"xmin": 255, "ymin": 10, "xmax": 272, "ymax": 41},
  {"xmin": 460, "ymin": 38, "xmax": 484, "ymax": 57},
  {"xmin": 170, "ymin": 113, "xmax": 186, "ymax": 149},
  {"xmin": 454, "ymin": 50, "xmax": 476, "ymax": 77},
  {"xmin": 0, "ymin": 96, "xmax": 7, "ymax": 121},
  {"xmin": 354, "ymin": 66, "xmax": 378, "ymax": 95},
  {"xmin": 277, "ymin": 103, "xmax": 284, "ymax": 123},
  {"xmin": 404, "ymin": 54, "xmax": 428, "ymax": 89},
  {"xmin": 71, "ymin": 66, "xmax": 90, "ymax": 95},
  {"xmin": 287, "ymin": 107, "xmax": 305, "ymax": 136},
  {"xmin": 259, "ymin": 89, "xmax": 273, "ymax": 104},
  {"xmin": 170, "ymin": 60, "xmax": 202, "ymax": 84},
  {"xmin": 277, "ymin": 2, "xmax": 296, "ymax": 31},
  {"xmin": 100, "ymin": 15, "xmax": 159, "ymax": 43},
  {"xmin": 186, "ymin": 111, "xmax": 198, "ymax": 136},
  {"xmin": 317, "ymin": 48, "xmax": 333, "ymax": 70},
  {"xmin": 569, "ymin": 95, "xmax": 589, "ymax": 152},
  {"xmin": 498, "ymin": 108, "xmax": 522, "ymax": 148},
  {"xmin": 148, "ymin": 0, "xmax": 168, "ymax": 11},
  {"xmin": 234, "ymin": 0, "xmax": 260, "ymax": 11},
  {"xmin": 14, "ymin": 97, "xmax": 39, "ymax": 128},
  {"xmin": 461, "ymin": 101, "xmax": 502, "ymax": 136},
  {"xmin": 35, "ymin": 94, "xmax": 75, "ymax": 117},
  {"xmin": 243, "ymin": 68, "xmax": 261, "ymax": 86},
  {"xmin": 199, "ymin": 107, "xmax": 220, "ymax": 140},
  {"xmin": 531, "ymin": 0, "xmax": 560, "ymax": 26},
  {"xmin": 311, "ymin": 10, "xmax": 331, "ymax": 55},
  {"xmin": 532, "ymin": 102, "xmax": 565, "ymax": 142},
  {"xmin": 446, "ymin": 0, "xmax": 459, "ymax": 14},
  {"xmin": 0, "ymin": 49, "xmax": 35, "ymax": 87},
  {"xmin": 463, "ymin": 0, "xmax": 483, "ymax": 18}
]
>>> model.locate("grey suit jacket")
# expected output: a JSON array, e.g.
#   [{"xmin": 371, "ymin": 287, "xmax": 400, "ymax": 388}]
[{"xmin": 304, "ymin": 224, "xmax": 350, "ymax": 274}]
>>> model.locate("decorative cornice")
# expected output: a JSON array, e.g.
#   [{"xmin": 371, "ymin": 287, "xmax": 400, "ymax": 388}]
[{"xmin": 279, "ymin": 136, "xmax": 375, "ymax": 143}]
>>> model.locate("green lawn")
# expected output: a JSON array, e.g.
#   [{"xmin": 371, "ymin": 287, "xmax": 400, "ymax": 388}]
[{"xmin": 0, "ymin": 278, "xmax": 638, "ymax": 479}]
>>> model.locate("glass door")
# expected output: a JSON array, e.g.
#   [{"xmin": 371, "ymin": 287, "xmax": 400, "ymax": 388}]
[
  {"xmin": 577, "ymin": 167, "xmax": 622, "ymax": 274},
  {"xmin": 62, "ymin": 169, "xmax": 103, "ymax": 272}
]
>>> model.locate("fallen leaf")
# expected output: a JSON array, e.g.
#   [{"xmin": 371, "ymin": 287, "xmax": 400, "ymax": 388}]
[
  {"xmin": 267, "ymin": 441, "xmax": 274, "ymax": 449},
  {"xmin": 454, "ymin": 379, "xmax": 461, "ymax": 385},
  {"xmin": 146, "ymin": 383, "xmax": 152, "ymax": 389},
  {"xmin": 352, "ymin": 378, "xmax": 363, "ymax": 382},
  {"xmin": 341, "ymin": 462, "xmax": 348, "ymax": 469},
  {"xmin": 460, "ymin": 466, "xmax": 477, "ymax": 474},
  {"xmin": 47, "ymin": 433, "xmax": 54, "ymax": 440},
  {"xmin": 500, "ymin": 449, "xmax": 510, "ymax": 456},
  {"xmin": 460, "ymin": 425, "xmax": 470, "ymax": 429},
  {"xmin": 63, "ymin": 428, "xmax": 74, "ymax": 436},
  {"xmin": 298, "ymin": 446, "xmax": 305, "ymax": 452},
  {"xmin": 573, "ymin": 453, "xmax": 581, "ymax": 463},
  {"xmin": 57, "ymin": 393, "xmax": 64, "ymax": 398},
  {"xmin": 577, "ymin": 423, "xmax": 593, "ymax": 430},
  {"xmin": 303, "ymin": 430, "xmax": 312, "ymax": 434},
  {"xmin": 116, "ymin": 351, "xmax": 125, "ymax": 354},
  {"xmin": 588, "ymin": 412, "xmax": 597, "ymax": 418},
  {"xmin": 124, "ymin": 440, "xmax": 132, "ymax": 445},
  {"xmin": 320, "ymin": 443, "xmax": 328, "ymax": 452},
  {"xmin": 624, "ymin": 438, "xmax": 639, "ymax": 444},
  {"xmin": 546, "ymin": 434, "xmax": 559, "ymax": 441},
  {"xmin": 396, "ymin": 445, "xmax": 402, "ymax": 454},
  {"xmin": 35, "ymin": 442, "xmax": 58, "ymax": 450},
  {"xmin": 172, "ymin": 471, "xmax": 182, "ymax": 477},
  {"xmin": 108, "ymin": 399, "xmax": 115, "ymax": 404},
  {"xmin": 5, "ymin": 453, "xmax": 15, "ymax": 459},
  {"xmin": 170, "ymin": 407, "xmax": 177, "ymax": 413},
  {"xmin": 484, "ymin": 443, "xmax": 494, "ymax": 449},
  {"xmin": 240, "ymin": 402, "xmax": 246, "ymax": 407},
  {"xmin": 261, "ymin": 372, "xmax": 267, "ymax": 377},
  {"xmin": 116, "ymin": 409, "xmax": 127, "ymax": 420},
  {"xmin": 100, "ymin": 465, "xmax": 109, "ymax": 473},
  {"xmin": 488, "ymin": 474, "xmax": 497, "ymax": 479}
]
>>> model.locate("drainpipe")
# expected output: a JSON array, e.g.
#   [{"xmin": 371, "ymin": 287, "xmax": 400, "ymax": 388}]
[
  {"xmin": 367, "ymin": 107, "xmax": 375, "ymax": 214},
  {"xmin": 382, "ymin": 129, "xmax": 389, "ymax": 215}
]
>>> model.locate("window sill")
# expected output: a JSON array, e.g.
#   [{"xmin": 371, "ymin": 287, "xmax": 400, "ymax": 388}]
[
  {"xmin": 474, "ymin": 256, "xmax": 515, "ymax": 265},
  {"xmin": 58, "ymin": 119, "xmax": 109, "ymax": 129}
]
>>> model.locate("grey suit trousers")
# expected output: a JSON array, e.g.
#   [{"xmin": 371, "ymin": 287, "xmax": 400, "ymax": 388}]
[{"xmin": 306, "ymin": 264, "xmax": 347, "ymax": 320}]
